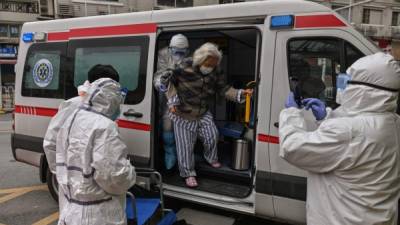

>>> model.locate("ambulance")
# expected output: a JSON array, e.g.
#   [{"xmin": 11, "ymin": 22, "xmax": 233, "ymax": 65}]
[{"xmin": 11, "ymin": 0, "xmax": 382, "ymax": 223}]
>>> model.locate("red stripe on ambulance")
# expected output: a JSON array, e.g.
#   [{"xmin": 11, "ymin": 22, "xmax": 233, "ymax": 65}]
[
  {"xmin": 48, "ymin": 23, "xmax": 157, "ymax": 41},
  {"xmin": 258, "ymin": 134, "xmax": 279, "ymax": 144},
  {"xmin": 15, "ymin": 105, "xmax": 58, "ymax": 117},
  {"xmin": 295, "ymin": 14, "xmax": 346, "ymax": 28},
  {"xmin": 47, "ymin": 31, "xmax": 70, "ymax": 41},
  {"xmin": 15, "ymin": 105, "xmax": 151, "ymax": 132},
  {"xmin": 116, "ymin": 119, "xmax": 151, "ymax": 132}
]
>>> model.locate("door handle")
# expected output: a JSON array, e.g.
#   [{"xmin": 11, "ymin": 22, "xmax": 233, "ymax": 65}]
[
  {"xmin": 274, "ymin": 122, "xmax": 279, "ymax": 128},
  {"xmin": 123, "ymin": 109, "xmax": 143, "ymax": 118}
]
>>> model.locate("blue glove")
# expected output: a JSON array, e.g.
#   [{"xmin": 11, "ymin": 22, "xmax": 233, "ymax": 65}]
[
  {"xmin": 302, "ymin": 98, "xmax": 327, "ymax": 121},
  {"xmin": 159, "ymin": 84, "xmax": 168, "ymax": 93},
  {"xmin": 285, "ymin": 92, "xmax": 300, "ymax": 108}
]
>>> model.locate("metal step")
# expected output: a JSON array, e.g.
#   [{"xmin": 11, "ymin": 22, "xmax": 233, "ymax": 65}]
[{"xmin": 176, "ymin": 208, "xmax": 235, "ymax": 225}]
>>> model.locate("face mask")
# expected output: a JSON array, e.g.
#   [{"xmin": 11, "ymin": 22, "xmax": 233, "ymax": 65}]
[
  {"xmin": 170, "ymin": 47, "xmax": 187, "ymax": 61},
  {"xmin": 200, "ymin": 66, "xmax": 214, "ymax": 75},
  {"xmin": 172, "ymin": 54, "xmax": 184, "ymax": 61},
  {"xmin": 335, "ymin": 73, "xmax": 351, "ymax": 105}
]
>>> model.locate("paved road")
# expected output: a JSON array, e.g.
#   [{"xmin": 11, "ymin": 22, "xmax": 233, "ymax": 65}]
[
  {"xmin": 0, "ymin": 113, "xmax": 12, "ymax": 121},
  {"xmin": 0, "ymin": 133, "xmax": 59, "ymax": 225},
  {"xmin": 0, "ymin": 117, "xmax": 290, "ymax": 225}
]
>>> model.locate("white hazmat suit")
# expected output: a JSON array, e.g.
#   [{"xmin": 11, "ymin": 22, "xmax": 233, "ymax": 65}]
[
  {"xmin": 56, "ymin": 78, "xmax": 136, "ymax": 225},
  {"xmin": 153, "ymin": 34, "xmax": 189, "ymax": 170},
  {"xmin": 44, "ymin": 81, "xmax": 91, "ymax": 174},
  {"xmin": 279, "ymin": 52, "xmax": 400, "ymax": 225},
  {"xmin": 44, "ymin": 96, "xmax": 81, "ymax": 175}
]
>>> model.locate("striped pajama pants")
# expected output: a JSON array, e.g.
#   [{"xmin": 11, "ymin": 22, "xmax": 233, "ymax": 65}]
[{"xmin": 169, "ymin": 111, "xmax": 219, "ymax": 178}]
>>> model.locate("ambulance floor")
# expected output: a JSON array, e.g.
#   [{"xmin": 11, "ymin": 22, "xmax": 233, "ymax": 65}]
[{"xmin": 163, "ymin": 173, "xmax": 251, "ymax": 198}]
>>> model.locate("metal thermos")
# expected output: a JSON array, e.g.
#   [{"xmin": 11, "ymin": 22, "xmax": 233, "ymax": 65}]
[{"xmin": 232, "ymin": 139, "xmax": 249, "ymax": 170}]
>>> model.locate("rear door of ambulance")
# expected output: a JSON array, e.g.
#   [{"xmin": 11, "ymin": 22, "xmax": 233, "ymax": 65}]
[
  {"xmin": 13, "ymin": 26, "xmax": 67, "ymax": 169},
  {"xmin": 267, "ymin": 13, "xmax": 377, "ymax": 224},
  {"xmin": 65, "ymin": 22, "xmax": 157, "ymax": 168}
]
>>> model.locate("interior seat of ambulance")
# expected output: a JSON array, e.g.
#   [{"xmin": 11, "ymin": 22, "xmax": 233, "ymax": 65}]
[{"xmin": 155, "ymin": 29, "xmax": 258, "ymax": 198}]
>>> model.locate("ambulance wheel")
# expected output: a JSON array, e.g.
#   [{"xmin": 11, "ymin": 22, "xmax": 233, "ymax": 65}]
[{"xmin": 47, "ymin": 169, "xmax": 59, "ymax": 202}]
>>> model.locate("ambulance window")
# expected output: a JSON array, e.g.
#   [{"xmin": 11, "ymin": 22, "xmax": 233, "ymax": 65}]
[
  {"xmin": 67, "ymin": 36, "xmax": 149, "ymax": 104},
  {"xmin": 345, "ymin": 42, "xmax": 365, "ymax": 69},
  {"xmin": 288, "ymin": 38, "xmax": 340, "ymax": 107},
  {"xmin": 22, "ymin": 42, "xmax": 66, "ymax": 98}
]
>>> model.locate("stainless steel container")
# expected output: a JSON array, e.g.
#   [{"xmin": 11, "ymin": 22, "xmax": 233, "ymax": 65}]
[{"xmin": 232, "ymin": 139, "xmax": 250, "ymax": 170}]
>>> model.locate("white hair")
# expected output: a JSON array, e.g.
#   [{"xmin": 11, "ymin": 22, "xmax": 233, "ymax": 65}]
[{"xmin": 193, "ymin": 42, "xmax": 222, "ymax": 67}]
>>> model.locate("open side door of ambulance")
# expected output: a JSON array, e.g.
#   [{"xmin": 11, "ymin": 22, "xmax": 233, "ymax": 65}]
[{"xmin": 153, "ymin": 20, "xmax": 274, "ymax": 214}]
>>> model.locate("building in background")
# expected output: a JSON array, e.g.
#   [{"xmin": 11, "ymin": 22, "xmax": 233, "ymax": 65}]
[
  {"xmin": 0, "ymin": 0, "xmax": 40, "ymax": 112},
  {"xmin": 51, "ymin": 0, "xmax": 265, "ymax": 17},
  {"xmin": 315, "ymin": 0, "xmax": 400, "ymax": 50},
  {"xmin": 50, "ymin": 0, "xmax": 398, "ymax": 49}
]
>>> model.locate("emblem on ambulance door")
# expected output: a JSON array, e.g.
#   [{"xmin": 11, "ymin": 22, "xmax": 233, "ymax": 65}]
[{"xmin": 32, "ymin": 59, "xmax": 54, "ymax": 88}]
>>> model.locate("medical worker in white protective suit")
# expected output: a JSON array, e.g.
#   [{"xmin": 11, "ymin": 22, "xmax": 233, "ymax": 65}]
[
  {"xmin": 153, "ymin": 34, "xmax": 190, "ymax": 170},
  {"xmin": 56, "ymin": 78, "xmax": 135, "ymax": 225},
  {"xmin": 44, "ymin": 64, "xmax": 120, "ymax": 177},
  {"xmin": 280, "ymin": 52, "xmax": 400, "ymax": 225}
]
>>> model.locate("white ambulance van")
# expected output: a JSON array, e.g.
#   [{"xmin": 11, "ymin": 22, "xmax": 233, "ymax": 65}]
[{"xmin": 12, "ymin": 0, "xmax": 382, "ymax": 223}]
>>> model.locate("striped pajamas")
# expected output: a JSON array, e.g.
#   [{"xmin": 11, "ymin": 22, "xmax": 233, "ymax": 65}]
[{"xmin": 169, "ymin": 111, "xmax": 219, "ymax": 178}]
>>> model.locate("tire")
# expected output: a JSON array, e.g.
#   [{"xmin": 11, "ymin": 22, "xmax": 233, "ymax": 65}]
[{"xmin": 46, "ymin": 168, "xmax": 59, "ymax": 202}]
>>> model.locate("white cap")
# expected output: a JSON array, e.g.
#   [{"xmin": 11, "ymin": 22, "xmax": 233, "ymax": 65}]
[
  {"xmin": 347, "ymin": 52, "xmax": 400, "ymax": 91},
  {"xmin": 169, "ymin": 34, "xmax": 189, "ymax": 49}
]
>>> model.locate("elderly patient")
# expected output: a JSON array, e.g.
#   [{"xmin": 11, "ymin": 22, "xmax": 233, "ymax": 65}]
[{"xmin": 159, "ymin": 42, "xmax": 253, "ymax": 187}]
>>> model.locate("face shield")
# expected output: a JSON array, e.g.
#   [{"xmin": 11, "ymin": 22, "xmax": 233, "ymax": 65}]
[{"xmin": 335, "ymin": 73, "xmax": 351, "ymax": 105}]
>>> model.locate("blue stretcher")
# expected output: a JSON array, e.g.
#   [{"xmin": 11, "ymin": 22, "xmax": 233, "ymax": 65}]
[{"xmin": 126, "ymin": 170, "xmax": 177, "ymax": 225}]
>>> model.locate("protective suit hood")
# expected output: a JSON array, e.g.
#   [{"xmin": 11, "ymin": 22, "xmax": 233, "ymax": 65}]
[
  {"xmin": 82, "ymin": 78, "xmax": 122, "ymax": 119},
  {"xmin": 339, "ymin": 52, "xmax": 400, "ymax": 115},
  {"xmin": 169, "ymin": 34, "xmax": 189, "ymax": 49},
  {"xmin": 339, "ymin": 85, "xmax": 398, "ymax": 114}
]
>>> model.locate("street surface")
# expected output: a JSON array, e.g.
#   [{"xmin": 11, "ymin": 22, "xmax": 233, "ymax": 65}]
[
  {"xmin": 0, "ymin": 114, "xmax": 290, "ymax": 225},
  {"xmin": 0, "ymin": 130, "xmax": 59, "ymax": 225}
]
